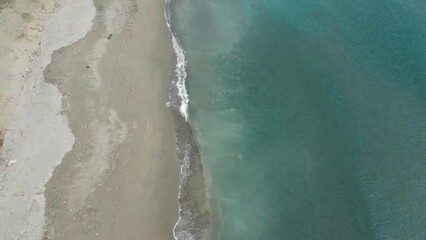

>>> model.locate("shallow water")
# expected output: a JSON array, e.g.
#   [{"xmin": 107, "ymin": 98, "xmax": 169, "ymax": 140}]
[{"xmin": 170, "ymin": 0, "xmax": 426, "ymax": 239}]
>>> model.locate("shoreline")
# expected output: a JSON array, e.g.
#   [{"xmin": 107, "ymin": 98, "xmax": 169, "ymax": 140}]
[{"xmin": 165, "ymin": 0, "xmax": 217, "ymax": 238}]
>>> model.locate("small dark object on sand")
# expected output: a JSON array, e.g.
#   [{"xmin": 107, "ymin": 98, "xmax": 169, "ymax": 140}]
[
  {"xmin": 108, "ymin": 34, "xmax": 113, "ymax": 40},
  {"xmin": 86, "ymin": 65, "xmax": 90, "ymax": 68},
  {"xmin": 0, "ymin": 130, "xmax": 4, "ymax": 149}
]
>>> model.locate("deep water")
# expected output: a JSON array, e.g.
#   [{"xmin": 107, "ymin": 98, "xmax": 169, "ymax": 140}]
[{"xmin": 170, "ymin": 0, "xmax": 426, "ymax": 239}]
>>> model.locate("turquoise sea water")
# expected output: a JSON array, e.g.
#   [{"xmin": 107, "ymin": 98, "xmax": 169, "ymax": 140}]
[{"xmin": 169, "ymin": 0, "xmax": 426, "ymax": 239}]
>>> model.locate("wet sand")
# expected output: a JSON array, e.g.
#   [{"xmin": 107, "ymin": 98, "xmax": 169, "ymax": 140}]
[{"xmin": 43, "ymin": 0, "xmax": 179, "ymax": 239}]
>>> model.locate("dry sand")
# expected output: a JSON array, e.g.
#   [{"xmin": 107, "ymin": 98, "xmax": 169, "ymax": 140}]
[
  {"xmin": 0, "ymin": 0, "xmax": 95, "ymax": 238},
  {"xmin": 0, "ymin": 0, "xmax": 179, "ymax": 239}
]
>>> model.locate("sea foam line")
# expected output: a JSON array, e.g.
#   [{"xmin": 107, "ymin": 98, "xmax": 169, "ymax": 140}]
[
  {"xmin": 164, "ymin": 0, "xmax": 189, "ymax": 122},
  {"xmin": 163, "ymin": 0, "xmax": 195, "ymax": 239},
  {"xmin": 172, "ymin": 143, "xmax": 196, "ymax": 240}
]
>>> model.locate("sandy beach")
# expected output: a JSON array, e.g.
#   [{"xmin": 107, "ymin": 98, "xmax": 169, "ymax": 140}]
[{"xmin": 0, "ymin": 0, "xmax": 179, "ymax": 239}]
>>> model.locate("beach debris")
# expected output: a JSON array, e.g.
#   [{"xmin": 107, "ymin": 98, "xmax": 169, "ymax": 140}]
[
  {"xmin": 7, "ymin": 160, "xmax": 17, "ymax": 167},
  {"xmin": 13, "ymin": 191, "xmax": 25, "ymax": 197},
  {"xmin": 86, "ymin": 65, "xmax": 90, "ymax": 68},
  {"xmin": 107, "ymin": 34, "xmax": 113, "ymax": 40}
]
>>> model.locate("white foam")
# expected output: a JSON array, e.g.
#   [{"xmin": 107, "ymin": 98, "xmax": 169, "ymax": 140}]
[
  {"xmin": 172, "ymin": 143, "xmax": 196, "ymax": 240},
  {"xmin": 164, "ymin": 1, "xmax": 196, "ymax": 239},
  {"xmin": 164, "ymin": 0, "xmax": 189, "ymax": 122}
]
